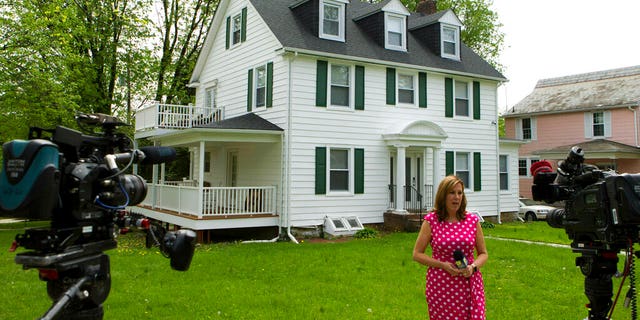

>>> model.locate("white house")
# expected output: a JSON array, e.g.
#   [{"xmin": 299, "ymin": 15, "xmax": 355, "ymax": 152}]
[{"xmin": 132, "ymin": 0, "xmax": 517, "ymax": 241}]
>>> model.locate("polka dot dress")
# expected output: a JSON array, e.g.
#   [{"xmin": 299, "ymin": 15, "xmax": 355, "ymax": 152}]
[{"xmin": 424, "ymin": 211, "xmax": 485, "ymax": 320}]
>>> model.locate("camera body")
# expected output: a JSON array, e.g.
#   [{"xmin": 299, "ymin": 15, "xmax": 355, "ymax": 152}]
[
  {"xmin": 531, "ymin": 146, "xmax": 640, "ymax": 252},
  {"xmin": 0, "ymin": 113, "xmax": 148, "ymax": 252}
]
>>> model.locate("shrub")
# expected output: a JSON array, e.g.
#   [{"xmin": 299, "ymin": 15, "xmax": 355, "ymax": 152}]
[{"xmin": 354, "ymin": 227, "xmax": 378, "ymax": 239}]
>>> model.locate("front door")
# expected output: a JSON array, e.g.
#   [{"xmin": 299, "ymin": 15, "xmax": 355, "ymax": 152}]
[{"xmin": 405, "ymin": 153, "xmax": 422, "ymax": 201}]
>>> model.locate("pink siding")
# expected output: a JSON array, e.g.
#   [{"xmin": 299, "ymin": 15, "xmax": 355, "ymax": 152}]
[{"xmin": 505, "ymin": 107, "xmax": 640, "ymax": 199}]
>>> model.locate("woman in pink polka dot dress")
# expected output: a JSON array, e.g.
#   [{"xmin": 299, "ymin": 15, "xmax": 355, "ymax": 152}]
[{"xmin": 413, "ymin": 175, "xmax": 488, "ymax": 320}]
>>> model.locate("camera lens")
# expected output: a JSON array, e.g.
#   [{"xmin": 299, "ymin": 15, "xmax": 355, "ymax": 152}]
[{"xmin": 546, "ymin": 208, "xmax": 566, "ymax": 229}]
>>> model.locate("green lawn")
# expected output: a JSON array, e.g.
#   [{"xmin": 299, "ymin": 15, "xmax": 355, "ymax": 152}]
[{"xmin": 0, "ymin": 221, "xmax": 635, "ymax": 319}]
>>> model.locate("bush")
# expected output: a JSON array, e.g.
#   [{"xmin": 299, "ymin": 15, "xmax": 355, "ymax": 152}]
[
  {"xmin": 354, "ymin": 227, "xmax": 378, "ymax": 239},
  {"xmin": 481, "ymin": 221, "xmax": 495, "ymax": 229}
]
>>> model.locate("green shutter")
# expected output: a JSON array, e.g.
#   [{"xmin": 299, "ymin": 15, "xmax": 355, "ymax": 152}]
[
  {"xmin": 355, "ymin": 148, "xmax": 364, "ymax": 194},
  {"xmin": 316, "ymin": 60, "xmax": 328, "ymax": 107},
  {"xmin": 445, "ymin": 151, "xmax": 454, "ymax": 176},
  {"xmin": 225, "ymin": 16, "xmax": 230, "ymax": 49},
  {"xmin": 445, "ymin": 77, "xmax": 453, "ymax": 117},
  {"xmin": 247, "ymin": 69, "xmax": 253, "ymax": 112},
  {"xmin": 266, "ymin": 62, "xmax": 273, "ymax": 108},
  {"xmin": 386, "ymin": 68, "xmax": 396, "ymax": 105},
  {"xmin": 241, "ymin": 7, "xmax": 247, "ymax": 42},
  {"xmin": 355, "ymin": 66, "xmax": 365, "ymax": 110},
  {"xmin": 474, "ymin": 152, "xmax": 481, "ymax": 191},
  {"xmin": 418, "ymin": 72, "xmax": 427, "ymax": 108},
  {"xmin": 315, "ymin": 147, "xmax": 327, "ymax": 195},
  {"xmin": 473, "ymin": 81, "xmax": 480, "ymax": 120}
]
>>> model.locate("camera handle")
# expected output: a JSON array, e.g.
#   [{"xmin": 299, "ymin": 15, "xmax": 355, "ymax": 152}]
[{"xmin": 40, "ymin": 276, "xmax": 91, "ymax": 320}]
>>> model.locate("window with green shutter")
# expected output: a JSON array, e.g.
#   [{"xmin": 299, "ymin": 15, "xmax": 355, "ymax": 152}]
[
  {"xmin": 226, "ymin": 8, "xmax": 247, "ymax": 49},
  {"xmin": 474, "ymin": 152, "xmax": 481, "ymax": 191},
  {"xmin": 445, "ymin": 77, "xmax": 453, "ymax": 117},
  {"xmin": 248, "ymin": 62, "xmax": 274, "ymax": 110},
  {"xmin": 246, "ymin": 69, "xmax": 253, "ymax": 112},
  {"xmin": 315, "ymin": 147, "xmax": 327, "ymax": 194},
  {"xmin": 386, "ymin": 68, "xmax": 396, "ymax": 105},
  {"xmin": 419, "ymin": 72, "xmax": 427, "ymax": 108},
  {"xmin": 316, "ymin": 60, "xmax": 328, "ymax": 107},
  {"xmin": 473, "ymin": 81, "xmax": 480, "ymax": 120},
  {"xmin": 355, "ymin": 148, "xmax": 364, "ymax": 194},
  {"xmin": 355, "ymin": 66, "xmax": 365, "ymax": 110}
]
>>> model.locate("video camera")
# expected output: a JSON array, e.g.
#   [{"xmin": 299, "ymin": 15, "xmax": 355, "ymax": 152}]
[
  {"xmin": 531, "ymin": 146, "xmax": 640, "ymax": 319},
  {"xmin": 0, "ymin": 113, "xmax": 196, "ymax": 319}
]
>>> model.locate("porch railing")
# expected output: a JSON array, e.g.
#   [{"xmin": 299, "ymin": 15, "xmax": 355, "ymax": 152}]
[
  {"xmin": 141, "ymin": 184, "xmax": 277, "ymax": 218},
  {"xmin": 135, "ymin": 103, "xmax": 224, "ymax": 132},
  {"xmin": 388, "ymin": 184, "xmax": 434, "ymax": 212}
]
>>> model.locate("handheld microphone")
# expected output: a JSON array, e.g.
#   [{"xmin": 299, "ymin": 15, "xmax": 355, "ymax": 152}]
[{"xmin": 453, "ymin": 250, "xmax": 468, "ymax": 269}]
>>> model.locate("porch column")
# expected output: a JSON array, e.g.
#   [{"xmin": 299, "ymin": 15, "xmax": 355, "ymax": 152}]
[
  {"xmin": 395, "ymin": 144, "xmax": 407, "ymax": 213},
  {"xmin": 151, "ymin": 141, "xmax": 159, "ymax": 209},
  {"xmin": 432, "ymin": 147, "xmax": 440, "ymax": 202},
  {"xmin": 197, "ymin": 141, "xmax": 205, "ymax": 218}
]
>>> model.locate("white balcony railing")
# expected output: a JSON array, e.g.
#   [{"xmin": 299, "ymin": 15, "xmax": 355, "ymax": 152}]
[
  {"xmin": 135, "ymin": 103, "xmax": 223, "ymax": 132},
  {"xmin": 141, "ymin": 184, "xmax": 277, "ymax": 218}
]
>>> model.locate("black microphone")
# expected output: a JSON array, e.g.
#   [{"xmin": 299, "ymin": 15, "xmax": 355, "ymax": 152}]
[
  {"xmin": 453, "ymin": 250, "xmax": 468, "ymax": 269},
  {"xmin": 138, "ymin": 146, "xmax": 177, "ymax": 165},
  {"xmin": 104, "ymin": 146, "xmax": 176, "ymax": 172}
]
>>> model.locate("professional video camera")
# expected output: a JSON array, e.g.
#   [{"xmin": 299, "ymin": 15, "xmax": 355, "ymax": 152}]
[
  {"xmin": 0, "ymin": 113, "xmax": 196, "ymax": 319},
  {"xmin": 531, "ymin": 146, "xmax": 640, "ymax": 320}
]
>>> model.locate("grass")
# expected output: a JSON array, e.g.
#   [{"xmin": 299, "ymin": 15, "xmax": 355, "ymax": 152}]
[{"xmin": 0, "ymin": 220, "xmax": 636, "ymax": 319}]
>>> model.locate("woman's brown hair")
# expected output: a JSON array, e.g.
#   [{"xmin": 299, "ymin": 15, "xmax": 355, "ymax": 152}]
[{"xmin": 432, "ymin": 175, "xmax": 467, "ymax": 222}]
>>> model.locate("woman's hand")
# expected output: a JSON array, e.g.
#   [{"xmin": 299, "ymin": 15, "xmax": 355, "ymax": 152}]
[
  {"xmin": 461, "ymin": 264, "xmax": 475, "ymax": 278},
  {"xmin": 442, "ymin": 262, "xmax": 462, "ymax": 277}
]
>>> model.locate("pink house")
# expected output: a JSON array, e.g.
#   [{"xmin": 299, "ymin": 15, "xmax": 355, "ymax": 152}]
[{"xmin": 503, "ymin": 66, "xmax": 640, "ymax": 199}]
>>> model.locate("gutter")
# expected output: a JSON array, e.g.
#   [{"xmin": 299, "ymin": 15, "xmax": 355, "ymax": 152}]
[{"xmin": 276, "ymin": 47, "xmax": 507, "ymax": 83}]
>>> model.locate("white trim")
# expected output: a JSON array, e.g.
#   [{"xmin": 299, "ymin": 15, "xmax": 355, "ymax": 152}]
[
  {"xmin": 327, "ymin": 61, "xmax": 354, "ymax": 109},
  {"xmin": 441, "ymin": 24, "xmax": 460, "ymax": 60},
  {"xmin": 453, "ymin": 79, "xmax": 471, "ymax": 118},
  {"xmin": 384, "ymin": 13, "xmax": 406, "ymax": 51},
  {"xmin": 319, "ymin": 0, "xmax": 346, "ymax": 42},
  {"xmin": 396, "ymin": 71, "xmax": 416, "ymax": 106}
]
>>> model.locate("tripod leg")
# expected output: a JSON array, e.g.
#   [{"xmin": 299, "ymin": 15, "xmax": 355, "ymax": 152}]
[{"xmin": 40, "ymin": 276, "xmax": 89, "ymax": 320}]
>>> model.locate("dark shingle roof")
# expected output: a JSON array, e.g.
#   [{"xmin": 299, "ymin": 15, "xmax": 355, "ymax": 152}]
[
  {"xmin": 196, "ymin": 112, "xmax": 283, "ymax": 131},
  {"xmin": 249, "ymin": 0, "xmax": 505, "ymax": 81}
]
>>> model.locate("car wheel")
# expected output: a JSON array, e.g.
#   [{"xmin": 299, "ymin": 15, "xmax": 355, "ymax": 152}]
[{"xmin": 525, "ymin": 212, "xmax": 537, "ymax": 222}]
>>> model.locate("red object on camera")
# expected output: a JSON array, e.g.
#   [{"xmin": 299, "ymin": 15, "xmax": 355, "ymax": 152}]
[{"xmin": 530, "ymin": 160, "xmax": 553, "ymax": 178}]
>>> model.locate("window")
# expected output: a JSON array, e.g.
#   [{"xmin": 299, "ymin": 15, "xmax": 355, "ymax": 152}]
[
  {"xmin": 315, "ymin": 147, "xmax": 364, "ymax": 195},
  {"xmin": 385, "ymin": 14, "xmax": 405, "ymax": 51},
  {"xmin": 255, "ymin": 65, "xmax": 267, "ymax": 108},
  {"xmin": 232, "ymin": 14, "xmax": 242, "ymax": 45},
  {"xmin": 320, "ymin": 0, "xmax": 345, "ymax": 41},
  {"xmin": 397, "ymin": 74, "xmax": 414, "ymax": 104},
  {"xmin": 330, "ymin": 149, "xmax": 349, "ymax": 191},
  {"xmin": 519, "ymin": 158, "xmax": 539, "ymax": 177},
  {"xmin": 330, "ymin": 63, "xmax": 350, "ymax": 107},
  {"xmin": 455, "ymin": 81, "xmax": 469, "ymax": 117},
  {"xmin": 499, "ymin": 155, "xmax": 508, "ymax": 190},
  {"xmin": 455, "ymin": 152, "xmax": 470, "ymax": 188},
  {"xmin": 247, "ymin": 62, "xmax": 273, "ymax": 111},
  {"xmin": 593, "ymin": 112, "xmax": 605, "ymax": 136},
  {"xmin": 204, "ymin": 152, "xmax": 211, "ymax": 173},
  {"xmin": 522, "ymin": 118, "xmax": 532, "ymax": 140},
  {"xmin": 205, "ymin": 87, "xmax": 216, "ymax": 109},
  {"xmin": 441, "ymin": 25, "xmax": 459, "ymax": 59}
]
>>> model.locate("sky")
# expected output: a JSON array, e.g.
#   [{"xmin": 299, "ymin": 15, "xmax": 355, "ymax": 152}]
[{"xmin": 490, "ymin": 0, "xmax": 640, "ymax": 114}]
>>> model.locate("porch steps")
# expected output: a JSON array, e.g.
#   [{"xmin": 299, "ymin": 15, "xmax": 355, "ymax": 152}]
[{"xmin": 383, "ymin": 211, "xmax": 427, "ymax": 232}]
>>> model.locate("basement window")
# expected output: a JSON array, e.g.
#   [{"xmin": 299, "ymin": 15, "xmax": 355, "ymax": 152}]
[{"xmin": 324, "ymin": 216, "xmax": 364, "ymax": 236}]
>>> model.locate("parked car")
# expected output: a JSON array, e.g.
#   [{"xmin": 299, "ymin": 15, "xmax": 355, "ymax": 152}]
[{"xmin": 519, "ymin": 198, "xmax": 556, "ymax": 221}]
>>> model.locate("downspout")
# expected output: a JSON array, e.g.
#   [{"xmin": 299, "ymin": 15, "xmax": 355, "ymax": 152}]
[{"xmin": 286, "ymin": 52, "xmax": 299, "ymax": 244}]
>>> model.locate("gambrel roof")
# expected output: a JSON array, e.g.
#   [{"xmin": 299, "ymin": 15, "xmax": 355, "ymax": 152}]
[
  {"xmin": 504, "ymin": 65, "xmax": 640, "ymax": 117},
  {"xmin": 191, "ymin": 0, "xmax": 505, "ymax": 84}
]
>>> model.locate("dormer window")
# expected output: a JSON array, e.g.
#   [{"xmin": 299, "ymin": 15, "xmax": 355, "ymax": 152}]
[
  {"xmin": 385, "ymin": 14, "xmax": 406, "ymax": 51},
  {"xmin": 320, "ymin": 0, "xmax": 346, "ymax": 42},
  {"xmin": 441, "ymin": 24, "xmax": 460, "ymax": 60}
]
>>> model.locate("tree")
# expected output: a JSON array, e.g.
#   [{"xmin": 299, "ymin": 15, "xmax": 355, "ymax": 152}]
[
  {"xmin": 152, "ymin": 0, "xmax": 217, "ymax": 105},
  {"xmin": 402, "ymin": 0, "xmax": 504, "ymax": 71}
]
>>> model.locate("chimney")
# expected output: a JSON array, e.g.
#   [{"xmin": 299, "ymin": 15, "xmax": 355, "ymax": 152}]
[{"xmin": 416, "ymin": 0, "xmax": 437, "ymax": 15}]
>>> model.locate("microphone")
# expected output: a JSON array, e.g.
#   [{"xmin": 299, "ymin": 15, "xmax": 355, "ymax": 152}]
[
  {"xmin": 138, "ymin": 146, "xmax": 177, "ymax": 165},
  {"xmin": 453, "ymin": 250, "xmax": 468, "ymax": 269},
  {"xmin": 104, "ymin": 146, "xmax": 177, "ymax": 172}
]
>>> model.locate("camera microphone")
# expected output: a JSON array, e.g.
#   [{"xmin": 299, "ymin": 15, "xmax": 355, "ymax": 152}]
[
  {"xmin": 453, "ymin": 250, "xmax": 468, "ymax": 269},
  {"xmin": 105, "ymin": 146, "xmax": 176, "ymax": 172}
]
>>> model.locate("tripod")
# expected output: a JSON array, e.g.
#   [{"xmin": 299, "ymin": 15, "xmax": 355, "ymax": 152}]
[{"xmin": 15, "ymin": 239, "xmax": 116, "ymax": 320}]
